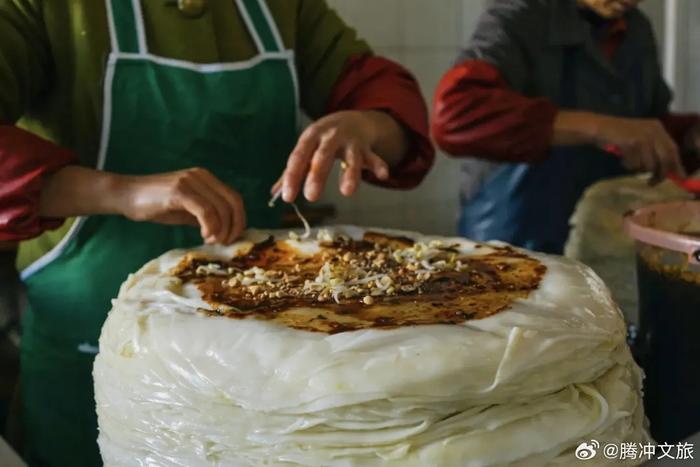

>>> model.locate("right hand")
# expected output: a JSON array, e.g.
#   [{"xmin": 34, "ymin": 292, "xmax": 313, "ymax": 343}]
[
  {"xmin": 118, "ymin": 168, "xmax": 246, "ymax": 244},
  {"xmin": 595, "ymin": 116, "xmax": 686, "ymax": 183}
]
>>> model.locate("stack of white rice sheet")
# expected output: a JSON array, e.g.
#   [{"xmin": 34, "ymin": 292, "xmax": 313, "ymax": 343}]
[{"xmin": 94, "ymin": 226, "xmax": 650, "ymax": 466}]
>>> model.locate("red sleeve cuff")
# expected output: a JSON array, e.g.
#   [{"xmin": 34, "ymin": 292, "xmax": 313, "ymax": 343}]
[
  {"xmin": 432, "ymin": 59, "xmax": 558, "ymax": 163},
  {"xmin": 326, "ymin": 54, "xmax": 434, "ymax": 189},
  {"xmin": 0, "ymin": 125, "xmax": 78, "ymax": 242}
]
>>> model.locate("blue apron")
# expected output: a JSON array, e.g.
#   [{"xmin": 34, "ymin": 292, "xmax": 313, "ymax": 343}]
[{"xmin": 458, "ymin": 48, "xmax": 629, "ymax": 254}]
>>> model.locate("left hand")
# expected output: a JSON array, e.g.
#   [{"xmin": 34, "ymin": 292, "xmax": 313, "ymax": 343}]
[{"xmin": 274, "ymin": 111, "xmax": 392, "ymax": 203}]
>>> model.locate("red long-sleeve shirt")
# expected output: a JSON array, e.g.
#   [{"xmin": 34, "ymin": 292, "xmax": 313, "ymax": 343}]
[
  {"xmin": 432, "ymin": 16, "xmax": 699, "ymax": 163},
  {"xmin": 0, "ymin": 55, "xmax": 433, "ymax": 242},
  {"xmin": 432, "ymin": 60, "xmax": 558, "ymax": 163},
  {"xmin": 432, "ymin": 60, "xmax": 698, "ymax": 162},
  {"xmin": 0, "ymin": 127, "xmax": 77, "ymax": 242}
]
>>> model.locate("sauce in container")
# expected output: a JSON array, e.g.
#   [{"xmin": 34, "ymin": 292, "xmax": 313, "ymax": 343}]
[{"xmin": 625, "ymin": 202, "xmax": 700, "ymax": 442}]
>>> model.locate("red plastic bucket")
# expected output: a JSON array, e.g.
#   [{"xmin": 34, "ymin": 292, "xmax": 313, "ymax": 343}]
[{"xmin": 624, "ymin": 201, "xmax": 700, "ymax": 442}]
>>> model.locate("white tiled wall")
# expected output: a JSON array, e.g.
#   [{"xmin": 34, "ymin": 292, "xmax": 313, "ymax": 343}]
[{"xmin": 319, "ymin": 0, "xmax": 486, "ymax": 236}]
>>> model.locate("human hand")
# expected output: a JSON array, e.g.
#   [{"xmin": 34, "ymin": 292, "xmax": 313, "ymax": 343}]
[
  {"xmin": 275, "ymin": 110, "xmax": 393, "ymax": 203},
  {"xmin": 596, "ymin": 116, "xmax": 685, "ymax": 183},
  {"xmin": 117, "ymin": 168, "xmax": 246, "ymax": 244}
]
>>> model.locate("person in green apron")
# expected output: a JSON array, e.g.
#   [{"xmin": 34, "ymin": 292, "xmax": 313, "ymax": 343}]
[{"xmin": 0, "ymin": 1, "xmax": 433, "ymax": 465}]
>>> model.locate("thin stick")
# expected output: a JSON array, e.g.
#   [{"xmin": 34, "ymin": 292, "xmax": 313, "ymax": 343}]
[
  {"xmin": 268, "ymin": 189, "xmax": 311, "ymax": 240},
  {"xmin": 268, "ymin": 190, "xmax": 282, "ymax": 208},
  {"xmin": 291, "ymin": 203, "xmax": 311, "ymax": 240}
]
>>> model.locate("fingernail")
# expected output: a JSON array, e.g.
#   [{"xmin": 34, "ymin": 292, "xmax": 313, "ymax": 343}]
[{"xmin": 283, "ymin": 184, "xmax": 292, "ymax": 202}]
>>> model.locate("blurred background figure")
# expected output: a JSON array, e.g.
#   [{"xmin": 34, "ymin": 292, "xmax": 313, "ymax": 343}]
[{"xmin": 432, "ymin": 0, "xmax": 700, "ymax": 254}]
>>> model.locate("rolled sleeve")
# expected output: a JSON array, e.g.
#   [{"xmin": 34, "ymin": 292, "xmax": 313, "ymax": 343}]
[
  {"xmin": 0, "ymin": 125, "xmax": 77, "ymax": 241},
  {"xmin": 432, "ymin": 60, "xmax": 557, "ymax": 162},
  {"xmin": 433, "ymin": 0, "xmax": 557, "ymax": 162},
  {"xmin": 0, "ymin": 1, "xmax": 71, "ymax": 241}
]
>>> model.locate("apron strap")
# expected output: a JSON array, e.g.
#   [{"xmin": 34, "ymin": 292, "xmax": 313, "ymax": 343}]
[
  {"xmin": 106, "ymin": 0, "xmax": 148, "ymax": 54},
  {"xmin": 236, "ymin": 0, "xmax": 286, "ymax": 54},
  {"xmin": 105, "ymin": 0, "xmax": 284, "ymax": 56}
]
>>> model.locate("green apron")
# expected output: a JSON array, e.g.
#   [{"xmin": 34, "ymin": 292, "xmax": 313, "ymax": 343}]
[{"xmin": 19, "ymin": 0, "xmax": 297, "ymax": 464}]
